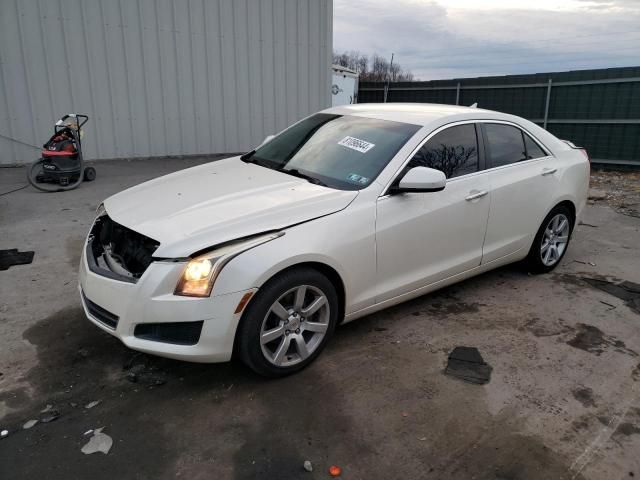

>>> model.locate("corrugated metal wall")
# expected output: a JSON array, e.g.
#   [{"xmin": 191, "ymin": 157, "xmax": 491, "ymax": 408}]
[
  {"xmin": 359, "ymin": 66, "xmax": 640, "ymax": 165},
  {"xmin": 0, "ymin": 0, "xmax": 333, "ymax": 165}
]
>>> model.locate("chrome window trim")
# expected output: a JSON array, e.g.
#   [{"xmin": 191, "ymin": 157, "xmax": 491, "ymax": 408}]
[{"xmin": 380, "ymin": 118, "xmax": 553, "ymax": 198}]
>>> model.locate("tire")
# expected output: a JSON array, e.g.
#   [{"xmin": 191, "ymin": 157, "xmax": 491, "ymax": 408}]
[
  {"xmin": 524, "ymin": 204, "xmax": 574, "ymax": 274},
  {"xmin": 84, "ymin": 167, "xmax": 96, "ymax": 182},
  {"xmin": 237, "ymin": 267, "xmax": 339, "ymax": 377}
]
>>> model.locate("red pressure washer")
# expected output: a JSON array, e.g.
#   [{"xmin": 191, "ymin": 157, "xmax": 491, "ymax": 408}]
[{"xmin": 27, "ymin": 114, "xmax": 95, "ymax": 192}]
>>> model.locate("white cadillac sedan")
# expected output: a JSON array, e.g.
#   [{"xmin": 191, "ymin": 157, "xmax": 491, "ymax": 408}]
[{"xmin": 79, "ymin": 103, "xmax": 589, "ymax": 376}]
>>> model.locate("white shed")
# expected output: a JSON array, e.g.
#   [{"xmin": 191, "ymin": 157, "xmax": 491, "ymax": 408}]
[
  {"xmin": 0, "ymin": 0, "xmax": 333, "ymax": 165},
  {"xmin": 331, "ymin": 64, "xmax": 359, "ymax": 107}
]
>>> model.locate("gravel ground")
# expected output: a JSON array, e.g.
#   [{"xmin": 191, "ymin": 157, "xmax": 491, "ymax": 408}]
[{"xmin": 589, "ymin": 169, "xmax": 640, "ymax": 218}]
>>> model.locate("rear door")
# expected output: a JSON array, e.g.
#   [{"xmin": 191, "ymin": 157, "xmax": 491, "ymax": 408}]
[
  {"xmin": 375, "ymin": 123, "xmax": 491, "ymax": 302},
  {"xmin": 480, "ymin": 122, "xmax": 559, "ymax": 264}
]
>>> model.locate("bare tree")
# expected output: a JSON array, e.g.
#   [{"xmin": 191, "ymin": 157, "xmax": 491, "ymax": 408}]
[
  {"xmin": 333, "ymin": 50, "xmax": 415, "ymax": 81},
  {"xmin": 411, "ymin": 144, "xmax": 476, "ymax": 178}
]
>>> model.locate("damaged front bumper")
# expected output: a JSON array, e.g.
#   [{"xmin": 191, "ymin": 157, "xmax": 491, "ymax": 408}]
[{"xmin": 78, "ymin": 238, "xmax": 255, "ymax": 363}]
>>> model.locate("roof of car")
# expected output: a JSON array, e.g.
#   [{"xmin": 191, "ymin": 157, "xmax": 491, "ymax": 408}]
[
  {"xmin": 322, "ymin": 102, "xmax": 568, "ymax": 153},
  {"xmin": 323, "ymin": 102, "xmax": 501, "ymax": 127}
]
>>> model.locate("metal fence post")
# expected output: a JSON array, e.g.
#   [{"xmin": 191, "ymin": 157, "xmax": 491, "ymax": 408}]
[
  {"xmin": 543, "ymin": 78, "xmax": 553, "ymax": 130},
  {"xmin": 455, "ymin": 82, "xmax": 460, "ymax": 105}
]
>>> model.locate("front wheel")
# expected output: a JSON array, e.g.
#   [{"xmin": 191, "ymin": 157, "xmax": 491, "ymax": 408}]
[
  {"xmin": 237, "ymin": 268, "xmax": 339, "ymax": 377},
  {"xmin": 525, "ymin": 205, "xmax": 574, "ymax": 273}
]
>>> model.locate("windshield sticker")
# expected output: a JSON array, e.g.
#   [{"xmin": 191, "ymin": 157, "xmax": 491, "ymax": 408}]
[
  {"xmin": 338, "ymin": 136, "xmax": 376, "ymax": 153},
  {"xmin": 347, "ymin": 173, "xmax": 369, "ymax": 184}
]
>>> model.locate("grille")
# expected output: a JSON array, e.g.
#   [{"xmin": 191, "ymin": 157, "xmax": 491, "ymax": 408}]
[{"xmin": 82, "ymin": 291, "xmax": 119, "ymax": 329}]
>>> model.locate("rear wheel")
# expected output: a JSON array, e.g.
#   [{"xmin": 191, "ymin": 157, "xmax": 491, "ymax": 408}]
[
  {"xmin": 525, "ymin": 205, "xmax": 574, "ymax": 273},
  {"xmin": 237, "ymin": 267, "xmax": 338, "ymax": 377},
  {"xmin": 84, "ymin": 167, "xmax": 96, "ymax": 181}
]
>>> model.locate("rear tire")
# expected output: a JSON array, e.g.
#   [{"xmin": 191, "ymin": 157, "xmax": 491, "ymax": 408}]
[
  {"xmin": 84, "ymin": 167, "xmax": 96, "ymax": 182},
  {"xmin": 237, "ymin": 267, "xmax": 339, "ymax": 377},
  {"xmin": 524, "ymin": 204, "xmax": 574, "ymax": 274}
]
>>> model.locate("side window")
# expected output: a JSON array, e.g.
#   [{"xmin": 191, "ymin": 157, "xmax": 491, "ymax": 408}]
[
  {"xmin": 406, "ymin": 124, "xmax": 478, "ymax": 179},
  {"xmin": 484, "ymin": 123, "xmax": 527, "ymax": 168},
  {"xmin": 523, "ymin": 133, "xmax": 547, "ymax": 159}
]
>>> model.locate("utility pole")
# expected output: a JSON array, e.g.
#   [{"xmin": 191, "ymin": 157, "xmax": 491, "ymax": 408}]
[{"xmin": 383, "ymin": 52, "xmax": 394, "ymax": 103}]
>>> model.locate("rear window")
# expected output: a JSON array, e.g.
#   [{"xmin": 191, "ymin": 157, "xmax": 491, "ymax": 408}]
[
  {"xmin": 485, "ymin": 123, "xmax": 527, "ymax": 168},
  {"xmin": 524, "ymin": 133, "xmax": 547, "ymax": 159}
]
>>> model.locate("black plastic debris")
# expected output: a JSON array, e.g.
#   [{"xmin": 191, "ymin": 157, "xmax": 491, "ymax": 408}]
[
  {"xmin": 583, "ymin": 277, "xmax": 640, "ymax": 314},
  {"xmin": 122, "ymin": 353, "xmax": 167, "ymax": 388},
  {"xmin": 0, "ymin": 249, "xmax": 34, "ymax": 270},
  {"xmin": 445, "ymin": 346, "xmax": 492, "ymax": 385}
]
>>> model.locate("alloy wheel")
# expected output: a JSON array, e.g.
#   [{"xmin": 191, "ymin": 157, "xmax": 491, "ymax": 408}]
[
  {"xmin": 260, "ymin": 285, "xmax": 330, "ymax": 367},
  {"xmin": 540, "ymin": 213, "xmax": 570, "ymax": 266}
]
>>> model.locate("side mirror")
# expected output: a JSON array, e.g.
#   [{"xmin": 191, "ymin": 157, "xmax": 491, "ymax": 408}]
[
  {"xmin": 393, "ymin": 167, "xmax": 446, "ymax": 193},
  {"xmin": 260, "ymin": 134, "xmax": 275, "ymax": 147}
]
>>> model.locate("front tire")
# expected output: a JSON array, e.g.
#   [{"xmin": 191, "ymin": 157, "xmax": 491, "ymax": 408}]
[
  {"xmin": 237, "ymin": 267, "xmax": 339, "ymax": 377},
  {"xmin": 525, "ymin": 205, "xmax": 574, "ymax": 273}
]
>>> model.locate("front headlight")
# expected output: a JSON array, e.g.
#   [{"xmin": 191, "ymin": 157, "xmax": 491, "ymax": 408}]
[{"xmin": 174, "ymin": 232, "xmax": 283, "ymax": 297}]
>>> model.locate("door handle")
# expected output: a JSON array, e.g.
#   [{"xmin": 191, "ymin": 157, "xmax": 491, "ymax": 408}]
[
  {"xmin": 465, "ymin": 190, "xmax": 488, "ymax": 201},
  {"xmin": 541, "ymin": 167, "xmax": 557, "ymax": 176}
]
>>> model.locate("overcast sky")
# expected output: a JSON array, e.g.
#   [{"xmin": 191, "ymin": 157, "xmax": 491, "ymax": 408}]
[{"xmin": 333, "ymin": 0, "xmax": 640, "ymax": 80}]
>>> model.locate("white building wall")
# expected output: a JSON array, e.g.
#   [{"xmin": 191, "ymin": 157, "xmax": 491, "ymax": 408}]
[{"xmin": 0, "ymin": 0, "xmax": 333, "ymax": 165}]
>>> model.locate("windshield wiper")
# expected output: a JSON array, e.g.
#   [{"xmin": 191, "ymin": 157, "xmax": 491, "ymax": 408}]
[{"xmin": 280, "ymin": 168, "xmax": 328, "ymax": 187}]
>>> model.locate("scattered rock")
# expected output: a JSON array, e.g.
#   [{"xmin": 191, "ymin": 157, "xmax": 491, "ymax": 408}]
[
  {"xmin": 40, "ymin": 410, "xmax": 60, "ymax": 423},
  {"xmin": 588, "ymin": 188, "xmax": 607, "ymax": 200},
  {"xmin": 40, "ymin": 404, "xmax": 53, "ymax": 413},
  {"xmin": 303, "ymin": 460, "xmax": 313, "ymax": 472},
  {"xmin": 74, "ymin": 348, "xmax": 90, "ymax": 361},
  {"xmin": 23, "ymin": 419, "xmax": 38, "ymax": 430},
  {"xmin": 81, "ymin": 428, "xmax": 113, "ymax": 455},
  {"xmin": 85, "ymin": 400, "xmax": 101, "ymax": 409},
  {"xmin": 123, "ymin": 354, "xmax": 167, "ymax": 387},
  {"xmin": 1, "ymin": 430, "xmax": 8, "ymax": 438}
]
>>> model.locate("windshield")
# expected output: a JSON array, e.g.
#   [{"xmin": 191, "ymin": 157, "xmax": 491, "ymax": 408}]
[{"xmin": 244, "ymin": 114, "xmax": 421, "ymax": 190}]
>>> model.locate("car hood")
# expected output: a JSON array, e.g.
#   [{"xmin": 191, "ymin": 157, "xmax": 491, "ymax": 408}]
[{"xmin": 103, "ymin": 157, "xmax": 358, "ymax": 257}]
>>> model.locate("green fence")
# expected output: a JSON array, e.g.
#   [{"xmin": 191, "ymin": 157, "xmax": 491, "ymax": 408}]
[{"xmin": 358, "ymin": 66, "xmax": 640, "ymax": 166}]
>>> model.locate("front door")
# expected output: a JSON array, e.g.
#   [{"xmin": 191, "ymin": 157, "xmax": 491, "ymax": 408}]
[{"xmin": 375, "ymin": 123, "xmax": 491, "ymax": 303}]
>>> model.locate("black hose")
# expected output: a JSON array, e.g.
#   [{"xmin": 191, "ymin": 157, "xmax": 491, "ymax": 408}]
[{"xmin": 27, "ymin": 155, "xmax": 84, "ymax": 192}]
